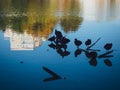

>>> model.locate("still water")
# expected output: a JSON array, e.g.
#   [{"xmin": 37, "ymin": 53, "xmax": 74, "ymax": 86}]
[{"xmin": 0, "ymin": 0, "xmax": 120, "ymax": 90}]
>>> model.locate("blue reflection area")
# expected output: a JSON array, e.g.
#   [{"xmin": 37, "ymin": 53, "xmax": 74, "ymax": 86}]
[{"xmin": 0, "ymin": 19, "xmax": 120, "ymax": 90}]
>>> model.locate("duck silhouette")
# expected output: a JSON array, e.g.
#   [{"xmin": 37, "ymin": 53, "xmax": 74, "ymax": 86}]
[{"xmin": 74, "ymin": 39, "xmax": 82, "ymax": 48}]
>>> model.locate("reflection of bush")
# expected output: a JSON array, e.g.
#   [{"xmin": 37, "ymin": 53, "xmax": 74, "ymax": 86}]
[
  {"xmin": 60, "ymin": 16, "xmax": 83, "ymax": 33},
  {"xmin": 11, "ymin": 16, "xmax": 28, "ymax": 33},
  {"xmin": 24, "ymin": 16, "xmax": 57, "ymax": 37}
]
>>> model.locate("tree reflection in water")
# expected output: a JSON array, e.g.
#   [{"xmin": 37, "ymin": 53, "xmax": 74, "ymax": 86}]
[{"xmin": 48, "ymin": 30, "xmax": 114, "ymax": 67}]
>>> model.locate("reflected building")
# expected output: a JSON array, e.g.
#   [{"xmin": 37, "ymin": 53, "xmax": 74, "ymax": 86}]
[{"xmin": 4, "ymin": 28, "xmax": 46, "ymax": 50}]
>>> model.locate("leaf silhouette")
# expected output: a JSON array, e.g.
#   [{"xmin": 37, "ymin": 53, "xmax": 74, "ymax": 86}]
[
  {"xmin": 63, "ymin": 51, "xmax": 70, "ymax": 56},
  {"xmin": 104, "ymin": 59, "xmax": 112, "ymax": 67},
  {"xmin": 61, "ymin": 37, "xmax": 70, "ymax": 44},
  {"xmin": 48, "ymin": 43, "xmax": 56, "ymax": 49},
  {"xmin": 74, "ymin": 49, "xmax": 82, "ymax": 57},
  {"xmin": 89, "ymin": 52, "xmax": 97, "ymax": 58},
  {"xmin": 85, "ymin": 39, "xmax": 91, "ymax": 46},
  {"xmin": 85, "ymin": 51, "xmax": 91, "ymax": 58},
  {"xmin": 74, "ymin": 39, "xmax": 82, "ymax": 48},
  {"xmin": 104, "ymin": 43, "xmax": 112, "ymax": 50},
  {"xmin": 48, "ymin": 36, "xmax": 55, "ymax": 42},
  {"xmin": 89, "ymin": 58, "xmax": 97, "ymax": 66},
  {"xmin": 55, "ymin": 29, "xmax": 63, "ymax": 39}
]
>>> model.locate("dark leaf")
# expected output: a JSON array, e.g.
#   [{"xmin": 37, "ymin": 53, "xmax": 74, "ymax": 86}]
[
  {"xmin": 88, "ymin": 52, "xmax": 97, "ymax": 58},
  {"xmin": 104, "ymin": 43, "xmax": 112, "ymax": 50},
  {"xmin": 74, "ymin": 38, "xmax": 82, "ymax": 47},
  {"xmin": 61, "ymin": 37, "xmax": 70, "ymax": 44},
  {"xmin": 63, "ymin": 51, "xmax": 70, "ymax": 56},
  {"xmin": 48, "ymin": 43, "xmax": 56, "ymax": 49},
  {"xmin": 48, "ymin": 36, "xmax": 55, "ymax": 42},
  {"xmin": 104, "ymin": 59, "xmax": 112, "ymax": 67},
  {"xmin": 85, "ymin": 39, "xmax": 91, "ymax": 46},
  {"xmin": 55, "ymin": 29, "xmax": 63, "ymax": 39},
  {"xmin": 74, "ymin": 49, "xmax": 82, "ymax": 57},
  {"xmin": 89, "ymin": 58, "xmax": 97, "ymax": 66},
  {"xmin": 85, "ymin": 51, "xmax": 91, "ymax": 58}
]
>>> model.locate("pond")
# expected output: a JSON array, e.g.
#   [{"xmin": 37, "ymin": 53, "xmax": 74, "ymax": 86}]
[{"xmin": 0, "ymin": 0, "xmax": 120, "ymax": 90}]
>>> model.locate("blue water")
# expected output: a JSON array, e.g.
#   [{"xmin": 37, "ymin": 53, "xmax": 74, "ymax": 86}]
[
  {"xmin": 0, "ymin": 0, "xmax": 120, "ymax": 90},
  {"xmin": 0, "ymin": 19, "xmax": 120, "ymax": 90}
]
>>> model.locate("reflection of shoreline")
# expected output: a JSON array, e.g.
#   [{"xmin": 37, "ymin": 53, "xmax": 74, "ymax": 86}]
[
  {"xmin": 4, "ymin": 28, "xmax": 46, "ymax": 51},
  {"xmin": 1, "ymin": 0, "xmax": 120, "ymax": 21}
]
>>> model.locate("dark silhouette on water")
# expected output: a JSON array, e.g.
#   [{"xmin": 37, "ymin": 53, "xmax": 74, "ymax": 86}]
[
  {"xmin": 85, "ymin": 39, "xmax": 91, "ymax": 46},
  {"xmin": 48, "ymin": 43, "xmax": 56, "ymax": 49},
  {"xmin": 20, "ymin": 61, "xmax": 24, "ymax": 64},
  {"xmin": 104, "ymin": 59, "xmax": 112, "ymax": 66},
  {"xmin": 104, "ymin": 43, "xmax": 112, "ymax": 50},
  {"xmin": 48, "ymin": 36, "xmax": 56, "ymax": 42},
  {"xmin": 43, "ymin": 66, "xmax": 62, "ymax": 82},
  {"xmin": 55, "ymin": 29, "xmax": 63, "ymax": 39},
  {"xmin": 73, "ymin": 38, "xmax": 114, "ymax": 67},
  {"xmin": 74, "ymin": 49, "xmax": 82, "ymax": 57},
  {"xmin": 48, "ymin": 29, "xmax": 70, "ymax": 58},
  {"xmin": 48, "ymin": 29, "xmax": 114, "ymax": 67},
  {"xmin": 89, "ymin": 58, "xmax": 97, "ymax": 66},
  {"xmin": 74, "ymin": 38, "xmax": 82, "ymax": 48},
  {"xmin": 86, "ymin": 38, "xmax": 101, "ymax": 50},
  {"xmin": 98, "ymin": 43, "xmax": 113, "ymax": 66}
]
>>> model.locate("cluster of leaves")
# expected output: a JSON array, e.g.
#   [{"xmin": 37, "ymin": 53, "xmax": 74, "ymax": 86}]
[
  {"xmin": 48, "ymin": 29, "xmax": 70, "ymax": 58},
  {"xmin": 74, "ymin": 38, "xmax": 113, "ymax": 67},
  {"xmin": 48, "ymin": 30, "xmax": 114, "ymax": 67}
]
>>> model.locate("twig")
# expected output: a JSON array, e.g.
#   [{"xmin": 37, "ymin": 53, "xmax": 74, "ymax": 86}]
[
  {"xmin": 87, "ymin": 37, "xmax": 101, "ymax": 50},
  {"xmin": 98, "ymin": 50, "xmax": 114, "ymax": 58},
  {"xmin": 87, "ymin": 48, "xmax": 101, "ymax": 52},
  {"xmin": 98, "ymin": 55, "xmax": 114, "ymax": 58}
]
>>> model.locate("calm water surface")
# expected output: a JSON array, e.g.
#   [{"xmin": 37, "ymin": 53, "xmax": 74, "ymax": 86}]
[{"xmin": 0, "ymin": 0, "xmax": 120, "ymax": 90}]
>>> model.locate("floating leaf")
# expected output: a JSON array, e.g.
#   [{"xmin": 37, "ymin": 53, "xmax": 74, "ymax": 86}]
[
  {"xmin": 85, "ymin": 39, "xmax": 91, "ymax": 46},
  {"xmin": 104, "ymin": 59, "xmax": 112, "ymax": 67},
  {"xmin": 104, "ymin": 43, "xmax": 112, "ymax": 50},
  {"xmin": 85, "ymin": 51, "xmax": 91, "ymax": 58},
  {"xmin": 48, "ymin": 43, "xmax": 56, "ymax": 49},
  {"xmin": 48, "ymin": 36, "xmax": 55, "ymax": 42},
  {"xmin": 74, "ymin": 49, "xmax": 82, "ymax": 57},
  {"xmin": 61, "ymin": 37, "xmax": 70, "ymax": 44},
  {"xmin": 63, "ymin": 51, "xmax": 70, "ymax": 56},
  {"xmin": 74, "ymin": 39, "xmax": 82, "ymax": 47},
  {"xmin": 55, "ymin": 29, "xmax": 63, "ymax": 39},
  {"xmin": 89, "ymin": 58, "xmax": 97, "ymax": 66},
  {"xmin": 89, "ymin": 52, "xmax": 97, "ymax": 58}
]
